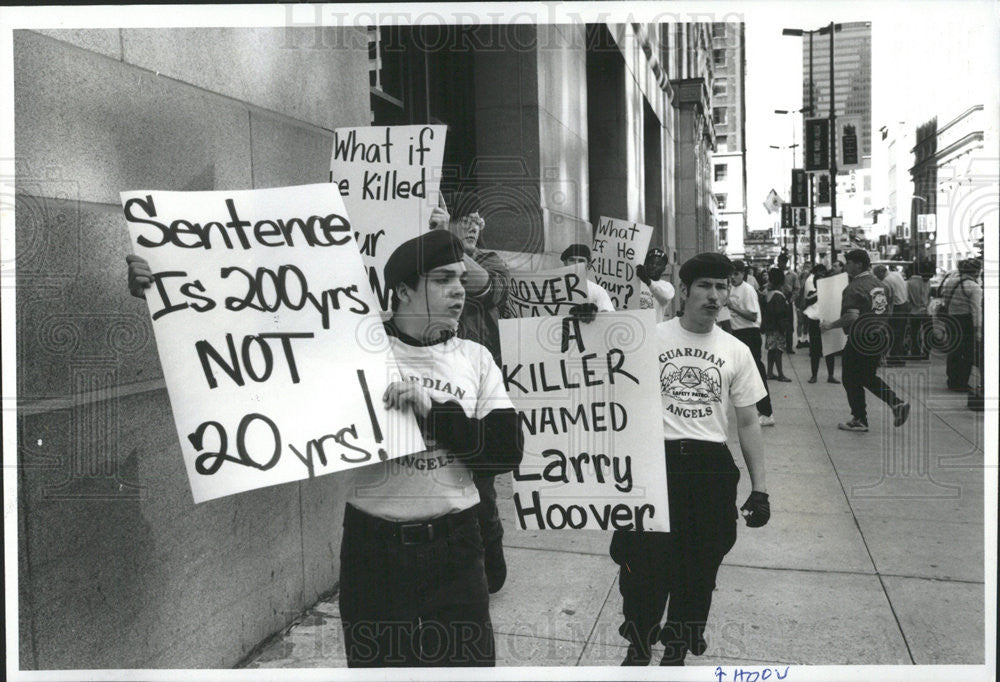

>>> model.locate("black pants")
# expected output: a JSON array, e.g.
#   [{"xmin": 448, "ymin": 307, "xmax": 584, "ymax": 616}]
[
  {"xmin": 610, "ymin": 441, "xmax": 740, "ymax": 659},
  {"xmin": 908, "ymin": 312, "xmax": 930, "ymax": 358},
  {"xmin": 731, "ymin": 327, "xmax": 772, "ymax": 417},
  {"xmin": 946, "ymin": 314, "xmax": 977, "ymax": 390},
  {"xmin": 339, "ymin": 504, "xmax": 494, "ymax": 667},
  {"xmin": 473, "ymin": 475, "xmax": 503, "ymax": 549},
  {"xmin": 807, "ymin": 318, "xmax": 837, "ymax": 378},
  {"xmin": 841, "ymin": 333, "xmax": 903, "ymax": 424},
  {"xmin": 888, "ymin": 303, "xmax": 910, "ymax": 360}
]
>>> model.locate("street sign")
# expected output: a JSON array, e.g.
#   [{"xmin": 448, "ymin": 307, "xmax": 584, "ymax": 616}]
[
  {"xmin": 791, "ymin": 169, "xmax": 808, "ymax": 206},
  {"xmin": 805, "ymin": 118, "xmax": 830, "ymax": 172}
]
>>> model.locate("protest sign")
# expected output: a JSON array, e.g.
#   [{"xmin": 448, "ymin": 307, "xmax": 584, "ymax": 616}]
[
  {"xmin": 590, "ymin": 216, "xmax": 653, "ymax": 310},
  {"xmin": 499, "ymin": 311, "xmax": 669, "ymax": 532},
  {"xmin": 330, "ymin": 125, "xmax": 447, "ymax": 313},
  {"xmin": 818, "ymin": 272, "xmax": 848, "ymax": 355},
  {"xmin": 121, "ymin": 184, "xmax": 425, "ymax": 503},
  {"xmin": 505, "ymin": 264, "xmax": 589, "ymax": 318}
]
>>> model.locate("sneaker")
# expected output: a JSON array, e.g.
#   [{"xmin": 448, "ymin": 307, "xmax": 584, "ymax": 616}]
[
  {"xmin": 838, "ymin": 418, "xmax": 869, "ymax": 432},
  {"xmin": 893, "ymin": 402, "xmax": 911, "ymax": 427},
  {"xmin": 485, "ymin": 540, "xmax": 507, "ymax": 594},
  {"xmin": 758, "ymin": 414, "xmax": 776, "ymax": 427}
]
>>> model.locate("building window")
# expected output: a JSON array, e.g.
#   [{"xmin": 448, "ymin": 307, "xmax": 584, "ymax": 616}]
[
  {"xmin": 715, "ymin": 193, "xmax": 728, "ymax": 210},
  {"xmin": 712, "ymin": 23, "xmax": 727, "ymax": 38},
  {"xmin": 716, "ymin": 135, "xmax": 728, "ymax": 153},
  {"xmin": 719, "ymin": 227, "xmax": 728, "ymax": 245},
  {"xmin": 713, "ymin": 48, "xmax": 726, "ymax": 65},
  {"xmin": 712, "ymin": 79, "xmax": 728, "ymax": 98},
  {"xmin": 714, "ymin": 164, "xmax": 728, "ymax": 182},
  {"xmin": 713, "ymin": 107, "xmax": 728, "ymax": 126}
]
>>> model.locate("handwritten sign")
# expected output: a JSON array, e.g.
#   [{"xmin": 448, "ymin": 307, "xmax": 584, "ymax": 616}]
[
  {"xmin": 499, "ymin": 311, "xmax": 669, "ymax": 532},
  {"xmin": 590, "ymin": 216, "xmax": 653, "ymax": 310},
  {"xmin": 121, "ymin": 184, "xmax": 425, "ymax": 503},
  {"xmin": 817, "ymin": 272, "xmax": 848, "ymax": 355},
  {"xmin": 330, "ymin": 125, "xmax": 447, "ymax": 313},
  {"xmin": 505, "ymin": 265, "xmax": 588, "ymax": 318}
]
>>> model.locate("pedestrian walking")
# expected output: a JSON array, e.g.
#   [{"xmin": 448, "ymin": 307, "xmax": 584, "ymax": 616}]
[
  {"xmin": 905, "ymin": 265, "xmax": 931, "ymax": 359},
  {"xmin": 777, "ymin": 253, "xmax": 799, "ymax": 354},
  {"xmin": 430, "ymin": 204, "xmax": 513, "ymax": 594},
  {"xmin": 874, "ymin": 264, "xmax": 908, "ymax": 366},
  {"xmin": 821, "ymin": 249, "xmax": 910, "ymax": 432},
  {"xmin": 801, "ymin": 264, "xmax": 839, "ymax": 383},
  {"xmin": 726, "ymin": 261, "xmax": 776, "ymax": 426},
  {"xmin": 939, "ymin": 259, "xmax": 983, "ymax": 392},
  {"xmin": 561, "ymin": 243, "xmax": 615, "ymax": 312},
  {"xmin": 609, "ymin": 252, "xmax": 770, "ymax": 667},
  {"xmin": 762, "ymin": 268, "xmax": 792, "ymax": 382}
]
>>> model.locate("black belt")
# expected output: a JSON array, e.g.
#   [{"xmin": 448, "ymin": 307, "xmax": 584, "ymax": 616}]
[
  {"xmin": 345, "ymin": 503, "xmax": 477, "ymax": 546},
  {"xmin": 665, "ymin": 439, "xmax": 730, "ymax": 455}
]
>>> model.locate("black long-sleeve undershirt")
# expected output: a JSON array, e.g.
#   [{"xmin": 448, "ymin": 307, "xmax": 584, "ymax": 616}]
[{"xmin": 425, "ymin": 401, "xmax": 523, "ymax": 477}]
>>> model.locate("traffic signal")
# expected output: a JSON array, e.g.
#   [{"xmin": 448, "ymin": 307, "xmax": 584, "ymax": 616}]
[
  {"xmin": 791, "ymin": 169, "xmax": 808, "ymax": 206},
  {"xmin": 781, "ymin": 204, "xmax": 792, "ymax": 229},
  {"xmin": 817, "ymin": 173, "xmax": 831, "ymax": 205}
]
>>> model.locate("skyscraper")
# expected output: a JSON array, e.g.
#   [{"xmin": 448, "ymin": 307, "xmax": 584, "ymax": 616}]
[{"xmin": 710, "ymin": 21, "xmax": 748, "ymax": 258}]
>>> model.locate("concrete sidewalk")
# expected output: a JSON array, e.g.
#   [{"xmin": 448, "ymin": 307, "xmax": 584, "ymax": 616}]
[{"xmin": 243, "ymin": 349, "xmax": 989, "ymax": 669}]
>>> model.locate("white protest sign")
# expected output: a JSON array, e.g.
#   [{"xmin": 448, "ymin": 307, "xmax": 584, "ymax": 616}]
[
  {"xmin": 121, "ymin": 184, "xmax": 425, "ymax": 504},
  {"xmin": 590, "ymin": 216, "xmax": 653, "ymax": 310},
  {"xmin": 505, "ymin": 264, "xmax": 589, "ymax": 318},
  {"xmin": 499, "ymin": 311, "xmax": 669, "ymax": 532},
  {"xmin": 818, "ymin": 272, "xmax": 848, "ymax": 355},
  {"xmin": 330, "ymin": 125, "xmax": 447, "ymax": 313}
]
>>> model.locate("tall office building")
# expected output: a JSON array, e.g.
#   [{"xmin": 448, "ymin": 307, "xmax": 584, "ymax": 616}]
[{"xmin": 709, "ymin": 22, "xmax": 747, "ymax": 258}]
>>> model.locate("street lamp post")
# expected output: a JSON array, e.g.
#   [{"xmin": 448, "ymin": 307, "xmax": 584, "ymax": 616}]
[
  {"xmin": 783, "ymin": 23, "xmax": 842, "ymax": 266},
  {"xmin": 912, "ymin": 195, "xmax": 928, "ymax": 268},
  {"xmin": 775, "ymin": 107, "xmax": 812, "ymax": 267}
]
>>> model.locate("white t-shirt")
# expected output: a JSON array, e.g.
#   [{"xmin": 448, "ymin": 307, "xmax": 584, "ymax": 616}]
[
  {"xmin": 345, "ymin": 335, "xmax": 513, "ymax": 521},
  {"xmin": 587, "ymin": 279, "xmax": 616, "ymax": 312},
  {"xmin": 639, "ymin": 279, "xmax": 676, "ymax": 323},
  {"xmin": 728, "ymin": 281, "xmax": 760, "ymax": 330},
  {"xmin": 656, "ymin": 318, "xmax": 766, "ymax": 442}
]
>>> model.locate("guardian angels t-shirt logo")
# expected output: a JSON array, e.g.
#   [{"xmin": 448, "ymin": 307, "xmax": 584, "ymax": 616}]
[{"xmin": 660, "ymin": 362, "xmax": 723, "ymax": 404}]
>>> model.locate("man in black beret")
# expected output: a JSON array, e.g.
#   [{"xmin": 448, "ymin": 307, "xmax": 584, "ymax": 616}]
[
  {"xmin": 334, "ymin": 229, "xmax": 524, "ymax": 666},
  {"xmin": 609, "ymin": 251, "xmax": 771, "ymax": 666}
]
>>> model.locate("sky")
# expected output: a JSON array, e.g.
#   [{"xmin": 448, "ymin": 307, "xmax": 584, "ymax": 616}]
[{"xmin": 743, "ymin": 0, "xmax": 1000, "ymax": 230}]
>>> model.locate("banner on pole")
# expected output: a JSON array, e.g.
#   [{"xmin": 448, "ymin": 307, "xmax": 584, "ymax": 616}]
[
  {"xmin": 330, "ymin": 125, "xmax": 447, "ymax": 313},
  {"xmin": 499, "ymin": 312, "xmax": 669, "ymax": 532},
  {"xmin": 590, "ymin": 216, "xmax": 653, "ymax": 311},
  {"xmin": 121, "ymin": 184, "xmax": 425, "ymax": 503}
]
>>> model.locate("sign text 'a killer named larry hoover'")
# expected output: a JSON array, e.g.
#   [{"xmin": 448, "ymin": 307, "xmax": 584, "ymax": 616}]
[
  {"xmin": 498, "ymin": 312, "xmax": 669, "ymax": 532},
  {"xmin": 121, "ymin": 183, "xmax": 424, "ymax": 503}
]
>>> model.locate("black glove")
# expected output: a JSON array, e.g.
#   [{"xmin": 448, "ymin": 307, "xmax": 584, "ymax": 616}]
[
  {"xmin": 740, "ymin": 491, "xmax": 770, "ymax": 528},
  {"xmin": 567, "ymin": 302, "xmax": 598, "ymax": 324},
  {"xmin": 636, "ymin": 264, "xmax": 651, "ymax": 286}
]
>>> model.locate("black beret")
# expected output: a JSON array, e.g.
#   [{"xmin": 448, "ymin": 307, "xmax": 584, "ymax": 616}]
[
  {"xmin": 679, "ymin": 252, "xmax": 733, "ymax": 285},
  {"xmin": 384, "ymin": 230, "xmax": 465, "ymax": 292},
  {"xmin": 645, "ymin": 247, "xmax": 667, "ymax": 263},
  {"xmin": 561, "ymin": 243, "xmax": 591, "ymax": 262}
]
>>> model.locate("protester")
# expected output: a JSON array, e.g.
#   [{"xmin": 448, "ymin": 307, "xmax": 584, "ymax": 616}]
[
  {"xmin": 561, "ymin": 243, "xmax": 616, "ymax": 312},
  {"xmin": 830, "ymin": 260, "xmax": 845, "ymax": 276},
  {"xmin": 939, "ymin": 259, "xmax": 983, "ymax": 392},
  {"xmin": 776, "ymin": 253, "xmax": 799, "ymax": 354},
  {"xmin": 762, "ymin": 268, "xmax": 792, "ymax": 382},
  {"xmin": 873, "ymin": 264, "xmax": 909, "ymax": 366},
  {"xmin": 795, "ymin": 262, "xmax": 813, "ymax": 348},
  {"xmin": 609, "ymin": 252, "xmax": 769, "ymax": 667},
  {"xmin": 801, "ymin": 264, "xmax": 839, "ymax": 383},
  {"xmin": 726, "ymin": 261, "xmax": 776, "ymax": 426},
  {"xmin": 129, "ymin": 230, "xmax": 524, "ymax": 668},
  {"xmin": 746, "ymin": 266, "xmax": 761, "ymax": 292},
  {"xmin": 637, "ymin": 247, "xmax": 676, "ymax": 323},
  {"xmin": 821, "ymin": 249, "xmax": 910, "ymax": 432},
  {"xmin": 429, "ymin": 205, "xmax": 512, "ymax": 593},
  {"xmin": 905, "ymin": 265, "xmax": 931, "ymax": 360}
]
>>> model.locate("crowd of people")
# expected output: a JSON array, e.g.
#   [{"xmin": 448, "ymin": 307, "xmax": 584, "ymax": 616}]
[{"xmin": 126, "ymin": 203, "xmax": 984, "ymax": 667}]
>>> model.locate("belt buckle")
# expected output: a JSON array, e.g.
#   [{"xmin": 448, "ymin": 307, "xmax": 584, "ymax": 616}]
[{"xmin": 399, "ymin": 522, "xmax": 433, "ymax": 545}]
